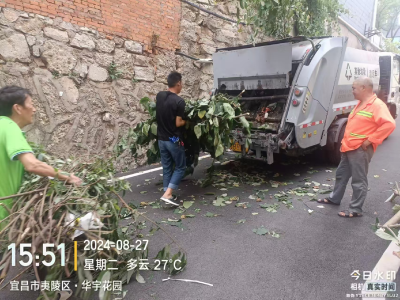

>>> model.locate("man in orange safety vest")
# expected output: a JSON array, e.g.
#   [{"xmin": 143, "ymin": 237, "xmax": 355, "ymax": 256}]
[{"xmin": 318, "ymin": 77, "xmax": 396, "ymax": 217}]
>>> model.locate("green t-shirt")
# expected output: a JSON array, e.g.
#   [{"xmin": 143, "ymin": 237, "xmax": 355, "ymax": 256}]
[{"xmin": 0, "ymin": 116, "xmax": 33, "ymax": 228}]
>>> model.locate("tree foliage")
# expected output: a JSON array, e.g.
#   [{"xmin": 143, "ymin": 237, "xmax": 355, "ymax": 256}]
[
  {"xmin": 0, "ymin": 145, "xmax": 186, "ymax": 300},
  {"xmin": 117, "ymin": 94, "xmax": 251, "ymax": 173},
  {"xmin": 383, "ymin": 38, "xmax": 400, "ymax": 54},
  {"xmin": 239, "ymin": 0, "xmax": 348, "ymax": 39},
  {"xmin": 376, "ymin": 0, "xmax": 400, "ymax": 40}
]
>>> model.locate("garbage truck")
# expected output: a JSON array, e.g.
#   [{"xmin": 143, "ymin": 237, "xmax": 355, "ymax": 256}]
[{"xmin": 212, "ymin": 36, "xmax": 396, "ymax": 165}]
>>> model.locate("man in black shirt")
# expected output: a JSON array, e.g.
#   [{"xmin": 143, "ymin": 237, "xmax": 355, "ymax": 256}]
[{"xmin": 156, "ymin": 71, "xmax": 186, "ymax": 206}]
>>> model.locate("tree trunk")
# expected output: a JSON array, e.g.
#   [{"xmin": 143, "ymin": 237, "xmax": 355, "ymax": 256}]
[{"xmin": 387, "ymin": 10, "xmax": 400, "ymax": 39}]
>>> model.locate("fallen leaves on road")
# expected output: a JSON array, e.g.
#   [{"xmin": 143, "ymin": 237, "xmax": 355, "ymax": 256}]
[
  {"xmin": 237, "ymin": 219, "xmax": 246, "ymax": 224},
  {"xmin": 374, "ymin": 175, "xmax": 380, "ymax": 178},
  {"xmin": 181, "ymin": 214, "xmax": 195, "ymax": 219},
  {"xmin": 260, "ymin": 203, "xmax": 280, "ymax": 213},
  {"xmin": 253, "ymin": 226, "xmax": 281, "ymax": 238},
  {"xmin": 236, "ymin": 202, "xmax": 250, "ymax": 208},
  {"xmin": 253, "ymin": 226, "xmax": 269, "ymax": 235},
  {"xmin": 213, "ymin": 197, "xmax": 226, "ymax": 206},
  {"xmin": 319, "ymin": 189, "xmax": 332, "ymax": 194},
  {"xmin": 205, "ymin": 212, "xmax": 220, "ymax": 217},
  {"xmin": 183, "ymin": 201, "xmax": 194, "ymax": 209}
]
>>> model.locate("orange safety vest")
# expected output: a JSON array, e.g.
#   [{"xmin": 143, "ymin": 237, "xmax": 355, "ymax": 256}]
[{"xmin": 341, "ymin": 94, "xmax": 396, "ymax": 153}]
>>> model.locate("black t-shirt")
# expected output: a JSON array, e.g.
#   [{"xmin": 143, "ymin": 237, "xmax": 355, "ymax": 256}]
[{"xmin": 156, "ymin": 91, "xmax": 186, "ymax": 141}]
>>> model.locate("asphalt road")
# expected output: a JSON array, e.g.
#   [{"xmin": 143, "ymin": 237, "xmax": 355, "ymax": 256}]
[{"xmin": 2, "ymin": 126, "xmax": 400, "ymax": 300}]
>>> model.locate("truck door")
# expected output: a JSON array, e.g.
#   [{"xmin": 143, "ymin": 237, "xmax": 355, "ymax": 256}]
[
  {"xmin": 390, "ymin": 56, "xmax": 400, "ymax": 118},
  {"xmin": 379, "ymin": 55, "xmax": 391, "ymax": 103}
]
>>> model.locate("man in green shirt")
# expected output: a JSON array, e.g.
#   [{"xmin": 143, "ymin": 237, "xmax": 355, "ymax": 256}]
[{"xmin": 0, "ymin": 86, "xmax": 81, "ymax": 230}]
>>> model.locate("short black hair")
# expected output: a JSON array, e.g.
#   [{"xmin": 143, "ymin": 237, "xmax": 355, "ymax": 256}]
[
  {"xmin": 0, "ymin": 86, "xmax": 32, "ymax": 116},
  {"xmin": 167, "ymin": 71, "xmax": 182, "ymax": 88}
]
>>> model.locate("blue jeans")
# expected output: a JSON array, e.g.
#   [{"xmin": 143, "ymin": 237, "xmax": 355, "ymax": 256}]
[{"xmin": 158, "ymin": 140, "xmax": 186, "ymax": 191}]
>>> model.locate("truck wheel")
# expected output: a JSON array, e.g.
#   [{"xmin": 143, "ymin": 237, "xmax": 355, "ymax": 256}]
[
  {"xmin": 329, "ymin": 125, "xmax": 345, "ymax": 165},
  {"xmin": 389, "ymin": 104, "xmax": 397, "ymax": 119}
]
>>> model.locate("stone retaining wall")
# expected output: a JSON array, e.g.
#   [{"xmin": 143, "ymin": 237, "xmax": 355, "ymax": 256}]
[{"xmin": 0, "ymin": 1, "xmax": 254, "ymax": 170}]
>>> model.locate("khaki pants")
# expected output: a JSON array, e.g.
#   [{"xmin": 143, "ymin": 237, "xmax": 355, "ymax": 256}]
[{"xmin": 329, "ymin": 146, "xmax": 374, "ymax": 213}]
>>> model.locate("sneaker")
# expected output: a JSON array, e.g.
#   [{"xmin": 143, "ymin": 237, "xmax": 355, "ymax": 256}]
[{"xmin": 160, "ymin": 195, "xmax": 179, "ymax": 206}]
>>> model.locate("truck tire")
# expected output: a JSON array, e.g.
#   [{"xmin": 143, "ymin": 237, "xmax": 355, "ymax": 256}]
[
  {"xmin": 389, "ymin": 104, "xmax": 397, "ymax": 120},
  {"xmin": 329, "ymin": 125, "xmax": 345, "ymax": 165}
]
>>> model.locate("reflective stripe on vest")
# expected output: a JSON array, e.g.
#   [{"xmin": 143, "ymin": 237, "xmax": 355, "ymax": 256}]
[
  {"xmin": 350, "ymin": 133, "xmax": 367, "ymax": 138},
  {"xmin": 356, "ymin": 111, "xmax": 373, "ymax": 118}
]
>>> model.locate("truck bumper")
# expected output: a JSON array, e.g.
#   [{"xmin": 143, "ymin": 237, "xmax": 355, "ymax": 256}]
[{"xmin": 231, "ymin": 129, "xmax": 279, "ymax": 164}]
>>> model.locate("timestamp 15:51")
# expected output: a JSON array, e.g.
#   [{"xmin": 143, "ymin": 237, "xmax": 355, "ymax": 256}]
[{"xmin": 8, "ymin": 243, "xmax": 65, "ymax": 267}]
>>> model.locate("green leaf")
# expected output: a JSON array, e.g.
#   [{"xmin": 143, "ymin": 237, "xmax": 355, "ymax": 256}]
[
  {"xmin": 139, "ymin": 97, "xmax": 150, "ymax": 110},
  {"xmin": 183, "ymin": 201, "xmax": 194, "ymax": 209},
  {"xmin": 213, "ymin": 117, "xmax": 219, "ymax": 127},
  {"xmin": 223, "ymin": 103, "xmax": 235, "ymax": 117},
  {"xmin": 271, "ymin": 231, "xmax": 280, "ymax": 238},
  {"xmin": 198, "ymin": 110, "xmax": 206, "ymax": 119},
  {"xmin": 205, "ymin": 212, "xmax": 216, "ymax": 217},
  {"xmin": 239, "ymin": 116, "xmax": 249, "ymax": 128},
  {"xmin": 142, "ymin": 123, "xmax": 150, "ymax": 136},
  {"xmin": 174, "ymin": 208, "xmax": 184, "ymax": 214},
  {"xmin": 238, "ymin": 219, "xmax": 246, "ymax": 224},
  {"xmin": 213, "ymin": 197, "xmax": 226, "ymax": 206},
  {"xmin": 253, "ymin": 226, "xmax": 269, "ymax": 235},
  {"xmin": 215, "ymin": 143, "xmax": 224, "ymax": 157},
  {"xmin": 151, "ymin": 123, "xmax": 157, "ymax": 135},
  {"xmin": 375, "ymin": 228, "xmax": 399, "ymax": 242},
  {"xmin": 194, "ymin": 125, "xmax": 202, "ymax": 139},
  {"xmin": 168, "ymin": 218, "xmax": 179, "ymax": 222},
  {"xmin": 136, "ymin": 272, "xmax": 146, "ymax": 283},
  {"xmin": 99, "ymin": 271, "xmax": 111, "ymax": 300}
]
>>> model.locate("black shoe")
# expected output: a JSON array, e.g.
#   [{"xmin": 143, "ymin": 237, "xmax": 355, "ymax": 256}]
[{"xmin": 160, "ymin": 195, "xmax": 179, "ymax": 206}]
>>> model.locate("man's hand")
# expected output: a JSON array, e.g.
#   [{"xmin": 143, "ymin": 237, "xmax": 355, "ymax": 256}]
[
  {"xmin": 66, "ymin": 173, "xmax": 82, "ymax": 186},
  {"xmin": 361, "ymin": 139, "xmax": 372, "ymax": 151}
]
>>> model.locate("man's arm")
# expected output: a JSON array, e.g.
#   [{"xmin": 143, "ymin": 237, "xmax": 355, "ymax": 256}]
[
  {"xmin": 176, "ymin": 116, "xmax": 186, "ymax": 128},
  {"xmin": 18, "ymin": 153, "xmax": 82, "ymax": 185},
  {"xmin": 176, "ymin": 98, "xmax": 186, "ymax": 128},
  {"xmin": 367, "ymin": 104, "xmax": 396, "ymax": 146}
]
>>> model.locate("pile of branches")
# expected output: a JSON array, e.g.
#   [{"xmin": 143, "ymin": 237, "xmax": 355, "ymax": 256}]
[
  {"xmin": 116, "ymin": 93, "xmax": 251, "ymax": 171},
  {"xmin": 372, "ymin": 182, "xmax": 400, "ymax": 259},
  {"xmin": 0, "ymin": 145, "xmax": 186, "ymax": 300}
]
